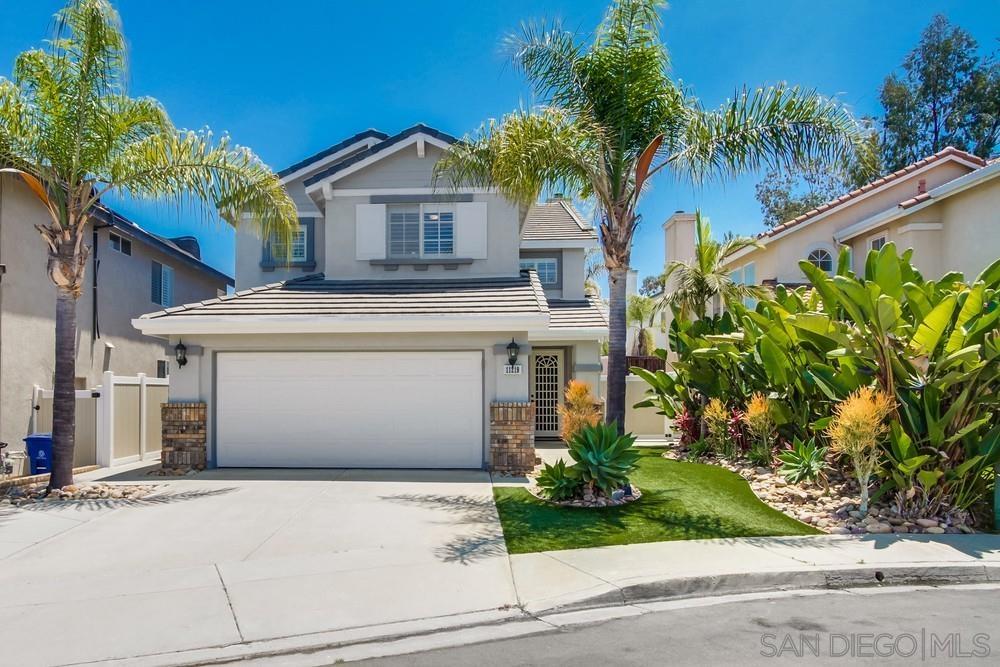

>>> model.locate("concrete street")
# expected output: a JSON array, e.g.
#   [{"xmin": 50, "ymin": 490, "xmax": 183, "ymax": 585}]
[{"xmin": 364, "ymin": 585, "xmax": 1000, "ymax": 665}]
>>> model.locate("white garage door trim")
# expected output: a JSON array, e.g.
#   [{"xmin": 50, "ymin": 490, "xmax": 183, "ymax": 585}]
[{"xmin": 216, "ymin": 351, "xmax": 484, "ymax": 468}]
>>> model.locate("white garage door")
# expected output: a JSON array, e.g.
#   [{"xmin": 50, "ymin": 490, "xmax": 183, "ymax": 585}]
[{"xmin": 216, "ymin": 351, "xmax": 483, "ymax": 468}]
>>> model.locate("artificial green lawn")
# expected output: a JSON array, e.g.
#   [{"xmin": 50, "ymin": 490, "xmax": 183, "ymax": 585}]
[{"xmin": 494, "ymin": 448, "xmax": 819, "ymax": 554}]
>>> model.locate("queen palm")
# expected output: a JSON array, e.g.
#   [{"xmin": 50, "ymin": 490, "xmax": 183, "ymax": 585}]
[
  {"xmin": 0, "ymin": 0, "xmax": 296, "ymax": 488},
  {"xmin": 660, "ymin": 211, "xmax": 768, "ymax": 320},
  {"xmin": 436, "ymin": 0, "xmax": 869, "ymax": 431}
]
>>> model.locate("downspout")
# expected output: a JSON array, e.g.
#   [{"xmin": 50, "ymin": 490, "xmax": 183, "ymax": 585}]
[{"xmin": 91, "ymin": 222, "xmax": 111, "ymax": 347}]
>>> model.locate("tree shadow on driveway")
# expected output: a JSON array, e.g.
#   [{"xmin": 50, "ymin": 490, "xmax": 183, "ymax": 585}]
[
  {"xmin": 379, "ymin": 493, "xmax": 508, "ymax": 565},
  {"xmin": 0, "ymin": 486, "xmax": 237, "ymax": 522}
]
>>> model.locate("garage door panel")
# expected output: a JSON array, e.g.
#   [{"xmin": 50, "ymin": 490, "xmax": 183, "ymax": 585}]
[{"xmin": 216, "ymin": 352, "xmax": 483, "ymax": 468}]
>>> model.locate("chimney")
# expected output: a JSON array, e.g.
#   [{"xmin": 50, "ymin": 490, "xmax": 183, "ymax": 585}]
[{"xmin": 917, "ymin": 178, "xmax": 927, "ymax": 195}]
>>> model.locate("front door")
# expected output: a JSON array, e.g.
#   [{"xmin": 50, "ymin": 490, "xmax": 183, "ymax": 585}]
[{"xmin": 530, "ymin": 349, "xmax": 565, "ymax": 438}]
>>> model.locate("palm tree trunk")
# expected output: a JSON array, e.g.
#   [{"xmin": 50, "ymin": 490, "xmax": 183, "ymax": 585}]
[
  {"xmin": 49, "ymin": 290, "xmax": 77, "ymax": 489},
  {"xmin": 607, "ymin": 267, "xmax": 628, "ymax": 435}
]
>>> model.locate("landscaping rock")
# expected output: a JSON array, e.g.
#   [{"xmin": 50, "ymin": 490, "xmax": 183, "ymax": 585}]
[
  {"xmin": 924, "ymin": 526, "xmax": 946, "ymax": 534},
  {"xmin": 915, "ymin": 518, "xmax": 939, "ymax": 528}
]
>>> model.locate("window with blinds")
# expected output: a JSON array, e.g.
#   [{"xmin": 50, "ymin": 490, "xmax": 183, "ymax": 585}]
[{"xmin": 151, "ymin": 261, "xmax": 174, "ymax": 307}]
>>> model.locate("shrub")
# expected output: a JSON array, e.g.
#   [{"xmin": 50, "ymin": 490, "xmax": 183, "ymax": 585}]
[
  {"xmin": 566, "ymin": 423, "xmax": 640, "ymax": 495},
  {"xmin": 827, "ymin": 387, "xmax": 895, "ymax": 514},
  {"xmin": 536, "ymin": 460, "xmax": 583, "ymax": 500},
  {"xmin": 728, "ymin": 408, "xmax": 749, "ymax": 453},
  {"xmin": 673, "ymin": 407, "xmax": 699, "ymax": 447},
  {"xmin": 777, "ymin": 437, "xmax": 830, "ymax": 487},
  {"xmin": 558, "ymin": 379, "xmax": 602, "ymax": 442},
  {"xmin": 703, "ymin": 398, "xmax": 730, "ymax": 456},
  {"xmin": 744, "ymin": 393, "xmax": 775, "ymax": 465}
]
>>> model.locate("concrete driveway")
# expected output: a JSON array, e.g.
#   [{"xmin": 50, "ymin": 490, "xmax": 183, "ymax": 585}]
[{"xmin": 0, "ymin": 467, "xmax": 516, "ymax": 666}]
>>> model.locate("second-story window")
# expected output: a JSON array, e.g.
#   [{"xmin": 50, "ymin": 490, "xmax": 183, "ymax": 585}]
[
  {"xmin": 520, "ymin": 257, "xmax": 559, "ymax": 286},
  {"xmin": 110, "ymin": 232, "xmax": 132, "ymax": 256},
  {"xmin": 387, "ymin": 204, "xmax": 455, "ymax": 259},
  {"xmin": 272, "ymin": 225, "xmax": 309, "ymax": 262},
  {"xmin": 151, "ymin": 260, "xmax": 174, "ymax": 307}
]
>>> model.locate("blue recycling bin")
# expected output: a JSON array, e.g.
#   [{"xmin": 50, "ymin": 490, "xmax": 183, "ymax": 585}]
[{"xmin": 24, "ymin": 433, "xmax": 53, "ymax": 475}]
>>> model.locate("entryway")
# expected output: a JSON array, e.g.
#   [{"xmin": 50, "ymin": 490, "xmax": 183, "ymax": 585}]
[{"xmin": 530, "ymin": 349, "xmax": 564, "ymax": 438}]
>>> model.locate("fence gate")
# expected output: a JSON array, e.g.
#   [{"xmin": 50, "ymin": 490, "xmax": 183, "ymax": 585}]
[{"xmin": 32, "ymin": 372, "xmax": 169, "ymax": 468}]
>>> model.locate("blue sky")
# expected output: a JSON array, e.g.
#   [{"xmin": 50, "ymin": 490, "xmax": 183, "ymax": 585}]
[{"xmin": 1, "ymin": 1, "xmax": 997, "ymax": 283}]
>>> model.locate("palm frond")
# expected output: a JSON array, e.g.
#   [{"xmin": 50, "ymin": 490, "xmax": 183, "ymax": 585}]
[{"xmin": 670, "ymin": 85, "xmax": 866, "ymax": 184}]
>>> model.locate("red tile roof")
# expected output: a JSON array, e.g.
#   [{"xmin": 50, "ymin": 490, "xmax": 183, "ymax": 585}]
[{"xmin": 758, "ymin": 146, "xmax": 986, "ymax": 239}]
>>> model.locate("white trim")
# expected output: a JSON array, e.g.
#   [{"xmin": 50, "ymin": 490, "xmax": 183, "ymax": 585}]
[
  {"xmin": 326, "ymin": 187, "xmax": 497, "ymax": 197},
  {"xmin": 834, "ymin": 159, "xmax": 1000, "ymax": 243},
  {"xmin": 530, "ymin": 327, "xmax": 608, "ymax": 341},
  {"xmin": 295, "ymin": 210, "xmax": 323, "ymax": 219},
  {"xmin": 304, "ymin": 133, "xmax": 454, "ymax": 194},
  {"xmin": 279, "ymin": 136, "xmax": 381, "ymax": 184},
  {"xmin": 133, "ymin": 313, "xmax": 549, "ymax": 336},
  {"xmin": 520, "ymin": 239, "xmax": 599, "ymax": 250},
  {"xmin": 729, "ymin": 155, "xmax": 982, "ymax": 262},
  {"xmin": 898, "ymin": 222, "xmax": 943, "ymax": 234},
  {"xmin": 805, "ymin": 244, "xmax": 837, "ymax": 274},
  {"xmin": 867, "ymin": 232, "xmax": 888, "ymax": 251}
]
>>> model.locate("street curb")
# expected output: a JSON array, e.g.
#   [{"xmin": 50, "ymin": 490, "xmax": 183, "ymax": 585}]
[
  {"xmin": 536, "ymin": 562, "xmax": 1000, "ymax": 615},
  {"xmin": 93, "ymin": 564, "xmax": 1000, "ymax": 666}
]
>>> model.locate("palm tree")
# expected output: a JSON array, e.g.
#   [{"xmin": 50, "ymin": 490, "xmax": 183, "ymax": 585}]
[
  {"xmin": 0, "ymin": 0, "xmax": 296, "ymax": 488},
  {"xmin": 435, "ymin": 0, "xmax": 870, "ymax": 432},
  {"xmin": 626, "ymin": 294, "xmax": 657, "ymax": 356},
  {"xmin": 660, "ymin": 211, "xmax": 768, "ymax": 320}
]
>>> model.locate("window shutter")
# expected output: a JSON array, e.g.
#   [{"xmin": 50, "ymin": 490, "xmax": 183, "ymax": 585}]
[
  {"xmin": 301, "ymin": 218, "xmax": 316, "ymax": 266},
  {"xmin": 455, "ymin": 202, "xmax": 487, "ymax": 259},
  {"xmin": 355, "ymin": 204, "xmax": 387, "ymax": 260},
  {"xmin": 151, "ymin": 261, "xmax": 162, "ymax": 304},
  {"xmin": 162, "ymin": 265, "xmax": 174, "ymax": 307}
]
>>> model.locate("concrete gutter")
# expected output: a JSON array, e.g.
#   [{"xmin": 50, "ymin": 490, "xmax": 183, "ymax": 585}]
[{"xmin": 92, "ymin": 534, "xmax": 1000, "ymax": 666}]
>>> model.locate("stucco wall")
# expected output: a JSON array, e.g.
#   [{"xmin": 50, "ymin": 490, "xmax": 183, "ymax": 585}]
[
  {"xmin": 0, "ymin": 175, "xmax": 229, "ymax": 448},
  {"xmin": 165, "ymin": 330, "xmax": 531, "ymax": 467},
  {"xmin": 724, "ymin": 159, "xmax": 974, "ymax": 284}
]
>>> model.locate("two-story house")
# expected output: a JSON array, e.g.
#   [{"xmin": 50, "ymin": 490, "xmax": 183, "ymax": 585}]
[
  {"xmin": 663, "ymin": 147, "xmax": 1000, "ymax": 299},
  {"xmin": 134, "ymin": 124, "xmax": 607, "ymax": 469},
  {"xmin": 0, "ymin": 173, "xmax": 233, "ymax": 452}
]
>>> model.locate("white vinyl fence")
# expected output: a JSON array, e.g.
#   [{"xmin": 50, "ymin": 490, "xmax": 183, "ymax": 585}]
[{"xmin": 32, "ymin": 371, "xmax": 168, "ymax": 468}]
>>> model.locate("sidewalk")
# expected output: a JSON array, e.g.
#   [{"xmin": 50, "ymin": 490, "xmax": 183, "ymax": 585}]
[
  {"xmin": 509, "ymin": 533, "xmax": 1000, "ymax": 613},
  {"xmin": 94, "ymin": 533, "xmax": 1000, "ymax": 666}
]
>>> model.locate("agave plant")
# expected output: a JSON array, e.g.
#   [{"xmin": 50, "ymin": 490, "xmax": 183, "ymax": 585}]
[
  {"xmin": 566, "ymin": 423, "xmax": 641, "ymax": 496},
  {"xmin": 535, "ymin": 460, "xmax": 583, "ymax": 501},
  {"xmin": 777, "ymin": 438, "xmax": 830, "ymax": 488}
]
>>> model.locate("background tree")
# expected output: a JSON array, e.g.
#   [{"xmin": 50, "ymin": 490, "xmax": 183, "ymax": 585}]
[
  {"xmin": 660, "ymin": 212, "xmax": 767, "ymax": 320},
  {"xmin": 626, "ymin": 294, "xmax": 657, "ymax": 356},
  {"xmin": 638, "ymin": 274, "xmax": 663, "ymax": 296},
  {"xmin": 436, "ymin": 0, "xmax": 866, "ymax": 432},
  {"xmin": 879, "ymin": 15, "xmax": 999, "ymax": 170},
  {"xmin": 755, "ymin": 122, "xmax": 881, "ymax": 228},
  {"xmin": 0, "ymin": 0, "xmax": 296, "ymax": 488}
]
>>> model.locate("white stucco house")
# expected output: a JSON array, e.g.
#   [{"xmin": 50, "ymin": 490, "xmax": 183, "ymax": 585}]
[{"xmin": 133, "ymin": 124, "xmax": 607, "ymax": 470}]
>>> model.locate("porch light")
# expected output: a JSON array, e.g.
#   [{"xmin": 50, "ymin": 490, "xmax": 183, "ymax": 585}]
[
  {"xmin": 506, "ymin": 338, "xmax": 520, "ymax": 366},
  {"xmin": 174, "ymin": 341, "xmax": 188, "ymax": 368}
]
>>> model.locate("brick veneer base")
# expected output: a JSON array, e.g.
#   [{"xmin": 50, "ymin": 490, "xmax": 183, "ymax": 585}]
[
  {"xmin": 161, "ymin": 402, "xmax": 207, "ymax": 471},
  {"xmin": 489, "ymin": 402, "xmax": 536, "ymax": 474}
]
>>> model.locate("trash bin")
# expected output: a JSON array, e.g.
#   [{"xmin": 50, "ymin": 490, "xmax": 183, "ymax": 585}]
[{"xmin": 23, "ymin": 433, "xmax": 53, "ymax": 475}]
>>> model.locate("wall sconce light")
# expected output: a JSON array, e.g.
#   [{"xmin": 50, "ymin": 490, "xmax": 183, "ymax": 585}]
[
  {"xmin": 174, "ymin": 341, "xmax": 188, "ymax": 368},
  {"xmin": 506, "ymin": 338, "xmax": 520, "ymax": 366}
]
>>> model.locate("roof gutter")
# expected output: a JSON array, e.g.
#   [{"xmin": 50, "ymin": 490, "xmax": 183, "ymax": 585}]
[
  {"xmin": 834, "ymin": 160, "xmax": 1000, "ymax": 244},
  {"xmin": 132, "ymin": 313, "xmax": 550, "ymax": 336}
]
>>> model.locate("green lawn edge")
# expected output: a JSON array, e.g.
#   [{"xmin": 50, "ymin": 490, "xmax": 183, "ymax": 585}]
[{"xmin": 495, "ymin": 448, "xmax": 820, "ymax": 554}]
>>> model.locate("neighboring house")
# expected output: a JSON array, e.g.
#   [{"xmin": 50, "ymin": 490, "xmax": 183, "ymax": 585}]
[
  {"xmin": 664, "ymin": 147, "xmax": 1000, "ymax": 298},
  {"xmin": 0, "ymin": 173, "xmax": 233, "ymax": 454},
  {"xmin": 134, "ymin": 124, "xmax": 607, "ymax": 469}
]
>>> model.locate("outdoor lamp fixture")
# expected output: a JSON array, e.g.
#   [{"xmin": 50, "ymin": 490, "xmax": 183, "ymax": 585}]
[
  {"xmin": 174, "ymin": 341, "xmax": 188, "ymax": 368},
  {"xmin": 506, "ymin": 338, "xmax": 520, "ymax": 366}
]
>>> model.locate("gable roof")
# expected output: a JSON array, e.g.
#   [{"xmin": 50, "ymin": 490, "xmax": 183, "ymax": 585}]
[
  {"xmin": 759, "ymin": 146, "xmax": 987, "ymax": 240},
  {"xmin": 522, "ymin": 200, "xmax": 599, "ymax": 242},
  {"xmin": 302, "ymin": 124, "xmax": 458, "ymax": 189},
  {"xmin": 92, "ymin": 205, "xmax": 234, "ymax": 286},
  {"xmin": 277, "ymin": 129, "xmax": 388, "ymax": 180}
]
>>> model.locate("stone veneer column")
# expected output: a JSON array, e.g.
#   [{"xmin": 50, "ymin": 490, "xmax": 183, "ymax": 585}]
[
  {"xmin": 489, "ymin": 402, "xmax": 537, "ymax": 474},
  {"xmin": 160, "ymin": 402, "xmax": 207, "ymax": 472}
]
